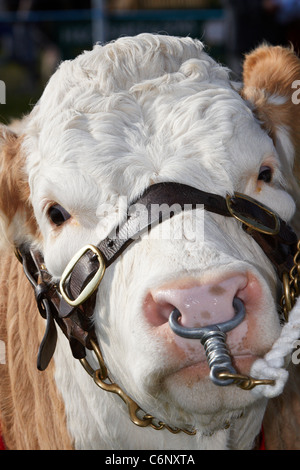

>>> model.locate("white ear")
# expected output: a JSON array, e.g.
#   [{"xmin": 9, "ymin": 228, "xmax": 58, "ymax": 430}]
[{"xmin": 0, "ymin": 125, "xmax": 38, "ymax": 252}]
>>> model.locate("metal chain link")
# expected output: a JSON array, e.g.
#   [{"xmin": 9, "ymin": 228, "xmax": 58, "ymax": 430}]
[
  {"xmin": 80, "ymin": 340, "xmax": 196, "ymax": 435},
  {"xmin": 217, "ymin": 371, "xmax": 275, "ymax": 390},
  {"xmin": 281, "ymin": 240, "xmax": 300, "ymax": 321}
]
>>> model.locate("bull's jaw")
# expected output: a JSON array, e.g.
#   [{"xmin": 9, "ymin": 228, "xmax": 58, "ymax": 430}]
[{"xmin": 53, "ymin": 327, "xmax": 267, "ymax": 449}]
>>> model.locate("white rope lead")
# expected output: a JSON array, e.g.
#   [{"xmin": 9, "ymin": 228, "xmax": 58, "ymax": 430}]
[{"xmin": 250, "ymin": 297, "xmax": 300, "ymax": 398}]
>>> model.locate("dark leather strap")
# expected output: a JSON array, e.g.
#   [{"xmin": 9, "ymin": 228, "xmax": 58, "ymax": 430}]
[
  {"xmin": 63, "ymin": 183, "xmax": 229, "ymax": 300},
  {"xmin": 17, "ymin": 182, "xmax": 298, "ymax": 370},
  {"xmin": 99, "ymin": 182, "xmax": 230, "ymax": 266},
  {"xmin": 65, "ymin": 183, "xmax": 297, "ymax": 302}
]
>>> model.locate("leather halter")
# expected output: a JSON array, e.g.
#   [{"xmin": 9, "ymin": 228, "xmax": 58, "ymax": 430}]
[{"xmin": 16, "ymin": 182, "xmax": 298, "ymax": 371}]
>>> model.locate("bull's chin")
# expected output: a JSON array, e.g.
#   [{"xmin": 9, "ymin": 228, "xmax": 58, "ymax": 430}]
[{"xmin": 160, "ymin": 354, "xmax": 260, "ymax": 418}]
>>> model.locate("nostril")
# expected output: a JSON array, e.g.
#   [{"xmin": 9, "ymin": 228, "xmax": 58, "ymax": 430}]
[
  {"xmin": 145, "ymin": 274, "xmax": 249, "ymax": 329},
  {"xmin": 143, "ymin": 292, "xmax": 175, "ymax": 327}
]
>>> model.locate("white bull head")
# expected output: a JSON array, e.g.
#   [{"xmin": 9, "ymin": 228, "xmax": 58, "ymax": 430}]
[{"xmin": 1, "ymin": 34, "xmax": 300, "ymax": 450}]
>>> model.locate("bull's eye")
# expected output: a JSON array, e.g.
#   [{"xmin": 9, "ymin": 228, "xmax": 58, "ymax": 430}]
[
  {"xmin": 48, "ymin": 204, "xmax": 71, "ymax": 226},
  {"xmin": 258, "ymin": 166, "xmax": 272, "ymax": 183}
]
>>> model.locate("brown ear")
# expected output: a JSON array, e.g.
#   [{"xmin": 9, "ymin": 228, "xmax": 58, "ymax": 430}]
[
  {"xmin": 0, "ymin": 125, "xmax": 38, "ymax": 251},
  {"xmin": 242, "ymin": 45, "xmax": 300, "ymax": 172}
]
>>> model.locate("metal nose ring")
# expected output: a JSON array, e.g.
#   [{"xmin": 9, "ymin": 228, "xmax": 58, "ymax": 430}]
[{"xmin": 168, "ymin": 297, "xmax": 246, "ymax": 386}]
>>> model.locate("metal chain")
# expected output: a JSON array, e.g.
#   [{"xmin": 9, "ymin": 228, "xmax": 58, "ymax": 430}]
[
  {"xmin": 281, "ymin": 240, "xmax": 300, "ymax": 321},
  {"xmin": 80, "ymin": 340, "xmax": 196, "ymax": 435},
  {"xmin": 217, "ymin": 371, "xmax": 275, "ymax": 390}
]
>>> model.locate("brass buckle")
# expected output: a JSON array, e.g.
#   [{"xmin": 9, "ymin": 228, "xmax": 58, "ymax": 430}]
[
  {"xmin": 226, "ymin": 192, "xmax": 280, "ymax": 235},
  {"xmin": 59, "ymin": 244, "xmax": 106, "ymax": 307}
]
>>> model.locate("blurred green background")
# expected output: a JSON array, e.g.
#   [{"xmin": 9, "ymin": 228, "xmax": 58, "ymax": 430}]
[{"xmin": 0, "ymin": 0, "xmax": 299, "ymax": 124}]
